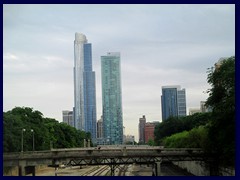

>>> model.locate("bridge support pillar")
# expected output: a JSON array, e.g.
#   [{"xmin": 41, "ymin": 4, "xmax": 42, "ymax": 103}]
[
  {"xmin": 153, "ymin": 159, "xmax": 162, "ymax": 176},
  {"xmin": 18, "ymin": 166, "xmax": 25, "ymax": 176},
  {"xmin": 87, "ymin": 139, "xmax": 91, "ymax": 147},
  {"xmin": 18, "ymin": 160, "xmax": 26, "ymax": 176},
  {"xmin": 84, "ymin": 139, "xmax": 86, "ymax": 147},
  {"xmin": 155, "ymin": 161, "xmax": 162, "ymax": 176}
]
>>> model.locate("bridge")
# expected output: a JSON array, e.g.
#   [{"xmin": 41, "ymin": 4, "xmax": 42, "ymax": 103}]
[{"xmin": 3, "ymin": 146, "xmax": 212, "ymax": 176}]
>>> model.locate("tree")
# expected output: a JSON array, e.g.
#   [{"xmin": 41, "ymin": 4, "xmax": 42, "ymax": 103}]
[
  {"xmin": 147, "ymin": 139, "xmax": 154, "ymax": 146},
  {"xmin": 154, "ymin": 113, "xmax": 211, "ymax": 145},
  {"xmin": 162, "ymin": 126, "xmax": 209, "ymax": 148},
  {"xmin": 3, "ymin": 107, "xmax": 91, "ymax": 152},
  {"xmin": 206, "ymin": 56, "xmax": 235, "ymax": 166}
]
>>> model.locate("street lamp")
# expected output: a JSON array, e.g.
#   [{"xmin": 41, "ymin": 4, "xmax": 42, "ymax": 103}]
[
  {"xmin": 21, "ymin": 129, "xmax": 26, "ymax": 152},
  {"xmin": 31, "ymin": 129, "xmax": 35, "ymax": 151}
]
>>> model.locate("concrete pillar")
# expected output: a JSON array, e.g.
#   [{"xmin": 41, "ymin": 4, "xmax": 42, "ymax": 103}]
[
  {"xmin": 55, "ymin": 167, "xmax": 58, "ymax": 176},
  {"xmin": 155, "ymin": 161, "xmax": 161, "ymax": 176},
  {"xmin": 84, "ymin": 139, "xmax": 86, "ymax": 148},
  {"xmin": 87, "ymin": 139, "xmax": 91, "ymax": 147},
  {"xmin": 18, "ymin": 160, "xmax": 26, "ymax": 176},
  {"xmin": 18, "ymin": 166, "xmax": 25, "ymax": 176}
]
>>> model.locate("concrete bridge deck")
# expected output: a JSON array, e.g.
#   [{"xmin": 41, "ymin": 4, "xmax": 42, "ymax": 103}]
[
  {"xmin": 3, "ymin": 146, "xmax": 210, "ymax": 176},
  {"xmin": 4, "ymin": 147, "xmax": 206, "ymax": 166}
]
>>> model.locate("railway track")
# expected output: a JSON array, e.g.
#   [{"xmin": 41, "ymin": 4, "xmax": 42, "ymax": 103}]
[
  {"xmin": 118, "ymin": 164, "xmax": 129, "ymax": 176},
  {"xmin": 91, "ymin": 165, "xmax": 110, "ymax": 176}
]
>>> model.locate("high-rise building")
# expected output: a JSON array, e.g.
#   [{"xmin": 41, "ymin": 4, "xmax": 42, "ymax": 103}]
[
  {"xmin": 138, "ymin": 115, "xmax": 146, "ymax": 144},
  {"xmin": 161, "ymin": 85, "xmax": 186, "ymax": 121},
  {"xmin": 200, "ymin": 101, "xmax": 212, "ymax": 113},
  {"xmin": 73, "ymin": 32, "xmax": 96, "ymax": 140},
  {"xmin": 189, "ymin": 108, "xmax": 201, "ymax": 115},
  {"xmin": 124, "ymin": 135, "xmax": 135, "ymax": 144},
  {"xmin": 101, "ymin": 52, "xmax": 123, "ymax": 144},
  {"xmin": 177, "ymin": 88, "xmax": 187, "ymax": 117},
  {"xmin": 62, "ymin": 110, "xmax": 74, "ymax": 127},
  {"xmin": 97, "ymin": 116, "xmax": 103, "ymax": 139}
]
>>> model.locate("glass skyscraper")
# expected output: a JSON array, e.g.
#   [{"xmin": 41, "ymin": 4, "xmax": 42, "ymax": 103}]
[
  {"xmin": 161, "ymin": 85, "xmax": 186, "ymax": 121},
  {"xmin": 101, "ymin": 52, "xmax": 123, "ymax": 144},
  {"xmin": 74, "ymin": 33, "xmax": 96, "ymax": 140}
]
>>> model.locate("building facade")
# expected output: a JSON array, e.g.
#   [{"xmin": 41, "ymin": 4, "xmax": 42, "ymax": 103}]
[
  {"xmin": 144, "ymin": 122, "xmax": 159, "ymax": 144},
  {"xmin": 101, "ymin": 52, "xmax": 123, "ymax": 144},
  {"xmin": 124, "ymin": 135, "xmax": 135, "ymax": 144},
  {"xmin": 97, "ymin": 116, "xmax": 103, "ymax": 139},
  {"xmin": 189, "ymin": 108, "xmax": 201, "ymax": 115},
  {"xmin": 62, "ymin": 110, "xmax": 74, "ymax": 127},
  {"xmin": 200, "ymin": 101, "xmax": 212, "ymax": 113},
  {"xmin": 177, "ymin": 88, "xmax": 187, "ymax": 117},
  {"xmin": 138, "ymin": 115, "xmax": 146, "ymax": 144},
  {"xmin": 161, "ymin": 85, "xmax": 186, "ymax": 121},
  {"xmin": 73, "ymin": 32, "xmax": 96, "ymax": 140}
]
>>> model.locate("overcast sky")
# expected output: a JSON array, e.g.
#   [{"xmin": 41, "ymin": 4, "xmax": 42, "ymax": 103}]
[{"xmin": 3, "ymin": 4, "xmax": 235, "ymax": 141}]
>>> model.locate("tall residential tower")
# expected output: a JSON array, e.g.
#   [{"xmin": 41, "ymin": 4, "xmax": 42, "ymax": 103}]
[
  {"xmin": 73, "ymin": 33, "xmax": 96, "ymax": 140},
  {"xmin": 101, "ymin": 52, "xmax": 123, "ymax": 144}
]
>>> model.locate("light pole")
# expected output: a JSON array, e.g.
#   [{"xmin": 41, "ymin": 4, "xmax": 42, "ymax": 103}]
[
  {"xmin": 21, "ymin": 129, "xmax": 26, "ymax": 152},
  {"xmin": 31, "ymin": 129, "xmax": 35, "ymax": 151}
]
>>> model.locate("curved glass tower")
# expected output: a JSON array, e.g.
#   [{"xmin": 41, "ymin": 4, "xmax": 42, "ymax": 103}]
[{"xmin": 74, "ymin": 33, "xmax": 96, "ymax": 140}]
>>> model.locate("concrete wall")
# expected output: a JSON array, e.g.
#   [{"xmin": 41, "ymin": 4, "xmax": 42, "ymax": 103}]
[
  {"xmin": 173, "ymin": 161, "xmax": 210, "ymax": 176},
  {"xmin": 173, "ymin": 161, "xmax": 235, "ymax": 176},
  {"xmin": 219, "ymin": 167, "xmax": 235, "ymax": 176},
  {"xmin": 3, "ymin": 165, "xmax": 48, "ymax": 176},
  {"xmin": 3, "ymin": 166, "xmax": 19, "ymax": 176}
]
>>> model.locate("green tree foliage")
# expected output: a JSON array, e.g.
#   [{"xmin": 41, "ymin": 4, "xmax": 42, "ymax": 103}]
[
  {"xmin": 163, "ymin": 131, "xmax": 189, "ymax": 148},
  {"xmin": 147, "ymin": 139, "xmax": 155, "ymax": 146},
  {"xmin": 3, "ymin": 107, "xmax": 91, "ymax": 152},
  {"xmin": 163, "ymin": 126, "xmax": 209, "ymax": 148},
  {"xmin": 206, "ymin": 56, "xmax": 235, "ymax": 166},
  {"xmin": 154, "ymin": 112, "xmax": 211, "ymax": 145}
]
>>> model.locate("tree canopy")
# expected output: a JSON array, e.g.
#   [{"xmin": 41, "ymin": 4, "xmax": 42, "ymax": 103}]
[
  {"xmin": 154, "ymin": 112, "xmax": 211, "ymax": 145},
  {"xmin": 3, "ymin": 107, "xmax": 91, "ymax": 152},
  {"xmin": 206, "ymin": 56, "xmax": 235, "ymax": 166}
]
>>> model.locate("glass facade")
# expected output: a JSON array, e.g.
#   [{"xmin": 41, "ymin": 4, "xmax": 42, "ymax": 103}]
[
  {"xmin": 161, "ymin": 86, "xmax": 186, "ymax": 121},
  {"xmin": 177, "ymin": 89, "xmax": 187, "ymax": 117},
  {"xmin": 101, "ymin": 52, "xmax": 123, "ymax": 144},
  {"xmin": 74, "ymin": 33, "xmax": 96, "ymax": 140},
  {"xmin": 62, "ymin": 110, "xmax": 74, "ymax": 127}
]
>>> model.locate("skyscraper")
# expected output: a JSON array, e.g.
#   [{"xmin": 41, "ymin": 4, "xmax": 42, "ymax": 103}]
[
  {"xmin": 97, "ymin": 116, "xmax": 103, "ymax": 139},
  {"xmin": 62, "ymin": 110, "xmax": 74, "ymax": 127},
  {"xmin": 138, "ymin": 115, "xmax": 146, "ymax": 144},
  {"xmin": 73, "ymin": 33, "xmax": 96, "ymax": 140},
  {"xmin": 101, "ymin": 52, "xmax": 123, "ymax": 144},
  {"xmin": 161, "ymin": 85, "xmax": 186, "ymax": 121}
]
